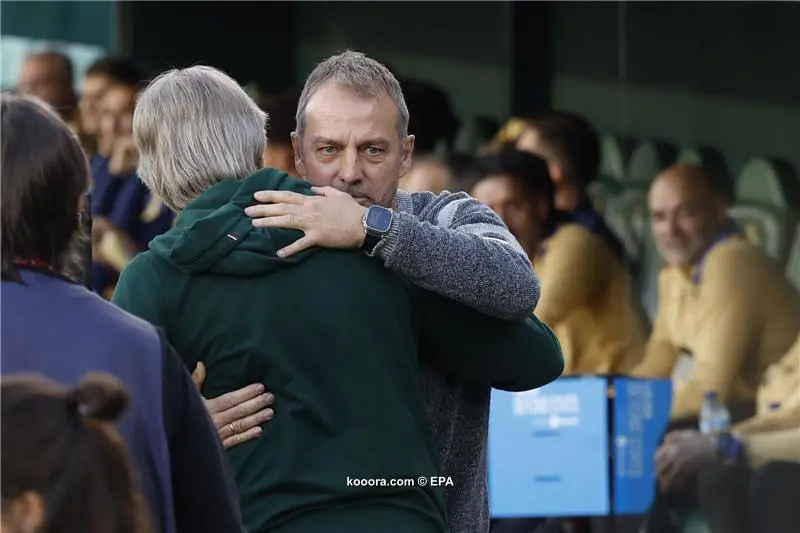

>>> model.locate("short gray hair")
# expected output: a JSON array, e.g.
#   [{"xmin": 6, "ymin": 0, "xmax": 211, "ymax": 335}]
[
  {"xmin": 295, "ymin": 50, "xmax": 408, "ymax": 142},
  {"xmin": 133, "ymin": 66, "xmax": 266, "ymax": 212}
]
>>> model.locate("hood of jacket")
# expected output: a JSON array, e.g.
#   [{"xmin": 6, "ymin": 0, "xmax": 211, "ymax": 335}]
[{"xmin": 149, "ymin": 168, "xmax": 317, "ymax": 276}]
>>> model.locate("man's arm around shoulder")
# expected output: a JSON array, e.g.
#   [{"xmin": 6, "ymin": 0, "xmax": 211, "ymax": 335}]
[
  {"xmin": 160, "ymin": 331, "xmax": 246, "ymax": 532},
  {"xmin": 373, "ymin": 190, "xmax": 540, "ymax": 320}
]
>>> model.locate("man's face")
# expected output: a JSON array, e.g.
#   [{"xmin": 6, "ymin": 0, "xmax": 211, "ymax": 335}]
[
  {"xmin": 291, "ymin": 82, "xmax": 414, "ymax": 208},
  {"xmin": 471, "ymin": 174, "xmax": 542, "ymax": 256},
  {"xmin": 98, "ymin": 84, "xmax": 137, "ymax": 153},
  {"xmin": 80, "ymin": 74, "xmax": 111, "ymax": 135},
  {"xmin": 18, "ymin": 57, "xmax": 75, "ymax": 117},
  {"xmin": 648, "ymin": 171, "xmax": 725, "ymax": 267}
]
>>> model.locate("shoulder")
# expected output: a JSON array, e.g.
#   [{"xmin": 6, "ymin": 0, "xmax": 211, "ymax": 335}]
[
  {"xmin": 704, "ymin": 236, "xmax": 776, "ymax": 279},
  {"xmin": 83, "ymin": 288, "xmax": 163, "ymax": 348},
  {"xmin": 548, "ymin": 223, "xmax": 606, "ymax": 257}
]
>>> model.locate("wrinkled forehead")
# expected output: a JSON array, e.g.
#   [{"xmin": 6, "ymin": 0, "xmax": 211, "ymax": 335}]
[{"xmin": 303, "ymin": 82, "xmax": 399, "ymax": 142}]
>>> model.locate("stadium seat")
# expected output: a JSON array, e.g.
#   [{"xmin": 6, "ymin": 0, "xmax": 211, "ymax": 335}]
[
  {"xmin": 735, "ymin": 157, "xmax": 800, "ymax": 209},
  {"xmin": 728, "ymin": 203, "xmax": 793, "ymax": 265},
  {"xmin": 600, "ymin": 135, "xmax": 637, "ymax": 182},
  {"xmin": 627, "ymin": 140, "xmax": 679, "ymax": 185},
  {"xmin": 604, "ymin": 186, "xmax": 650, "ymax": 271},
  {"xmin": 677, "ymin": 147, "xmax": 730, "ymax": 185},
  {"xmin": 587, "ymin": 177, "xmax": 626, "ymax": 215},
  {"xmin": 784, "ymin": 225, "xmax": 800, "ymax": 291}
]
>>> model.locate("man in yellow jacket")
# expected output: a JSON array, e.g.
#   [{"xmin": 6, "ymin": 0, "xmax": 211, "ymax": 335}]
[
  {"xmin": 653, "ymin": 337, "xmax": 800, "ymax": 533},
  {"xmin": 631, "ymin": 164, "xmax": 800, "ymax": 421}
]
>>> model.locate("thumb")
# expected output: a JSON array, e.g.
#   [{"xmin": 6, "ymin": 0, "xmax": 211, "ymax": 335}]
[{"xmin": 191, "ymin": 361, "xmax": 207, "ymax": 390}]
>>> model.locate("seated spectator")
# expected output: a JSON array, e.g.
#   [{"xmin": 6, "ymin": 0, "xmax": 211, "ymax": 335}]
[
  {"xmin": 89, "ymin": 63, "xmax": 174, "ymax": 297},
  {"xmin": 80, "ymin": 57, "xmax": 144, "ymax": 157},
  {"xmin": 113, "ymin": 65, "xmax": 562, "ymax": 533},
  {"xmin": 1, "ymin": 373, "xmax": 154, "ymax": 533},
  {"xmin": 257, "ymin": 88, "xmax": 299, "ymax": 176},
  {"xmin": 515, "ymin": 111, "xmax": 627, "ymax": 263},
  {"xmin": 631, "ymin": 163, "xmax": 800, "ymax": 421},
  {"xmin": 649, "ymin": 335, "xmax": 800, "ymax": 533},
  {"xmin": 0, "ymin": 93, "xmax": 245, "ymax": 533},
  {"xmin": 469, "ymin": 149, "xmax": 648, "ymax": 374},
  {"xmin": 400, "ymin": 152, "xmax": 476, "ymax": 194},
  {"xmin": 18, "ymin": 51, "xmax": 78, "ymax": 127}
]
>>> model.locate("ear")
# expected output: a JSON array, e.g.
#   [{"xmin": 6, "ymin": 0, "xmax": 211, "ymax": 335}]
[
  {"xmin": 399, "ymin": 134, "xmax": 415, "ymax": 177},
  {"xmin": 547, "ymin": 160, "xmax": 564, "ymax": 185},
  {"xmin": 290, "ymin": 132, "xmax": 306, "ymax": 178},
  {"xmin": 5, "ymin": 491, "xmax": 45, "ymax": 533}
]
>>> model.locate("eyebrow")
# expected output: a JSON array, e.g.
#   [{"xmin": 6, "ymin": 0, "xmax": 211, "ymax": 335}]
[{"xmin": 310, "ymin": 136, "xmax": 391, "ymax": 147}]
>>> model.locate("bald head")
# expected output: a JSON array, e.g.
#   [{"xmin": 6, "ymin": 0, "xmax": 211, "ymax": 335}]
[
  {"xmin": 19, "ymin": 52, "xmax": 77, "ymax": 121},
  {"xmin": 648, "ymin": 164, "xmax": 730, "ymax": 267}
]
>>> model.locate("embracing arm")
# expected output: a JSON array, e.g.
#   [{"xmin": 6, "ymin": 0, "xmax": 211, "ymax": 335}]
[
  {"xmin": 419, "ymin": 289, "xmax": 565, "ymax": 391},
  {"xmin": 374, "ymin": 190, "xmax": 540, "ymax": 320}
]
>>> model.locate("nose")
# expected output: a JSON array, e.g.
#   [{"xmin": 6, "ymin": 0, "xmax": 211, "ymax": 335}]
[{"xmin": 335, "ymin": 146, "xmax": 361, "ymax": 185}]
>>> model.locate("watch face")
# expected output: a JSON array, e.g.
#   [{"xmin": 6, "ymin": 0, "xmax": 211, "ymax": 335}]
[{"xmin": 366, "ymin": 206, "xmax": 393, "ymax": 233}]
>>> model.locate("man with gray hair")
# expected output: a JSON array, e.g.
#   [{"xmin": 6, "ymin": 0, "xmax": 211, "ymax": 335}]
[
  {"xmin": 240, "ymin": 50, "xmax": 544, "ymax": 532},
  {"xmin": 114, "ymin": 64, "xmax": 562, "ymax": 533}
]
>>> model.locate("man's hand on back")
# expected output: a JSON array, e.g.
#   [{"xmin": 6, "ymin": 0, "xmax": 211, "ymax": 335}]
[
  {"xmin": 244, "ymin": 186, "xmax": 366, "ymax": 258},
  {"xmin": 192, "ymin": 362, "xmax": 275, "ymax": 449}
]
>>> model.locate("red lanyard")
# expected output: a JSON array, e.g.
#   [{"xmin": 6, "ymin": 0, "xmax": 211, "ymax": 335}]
[{"xmin": 13, "ymin": 258, "xmax": 61, "ymax": 275}]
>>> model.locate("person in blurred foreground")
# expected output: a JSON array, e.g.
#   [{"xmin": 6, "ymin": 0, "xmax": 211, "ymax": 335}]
[
  {"xmin": 1, "ymin": 373, "xmax": 153, "ymax": 533},
  {"xmin": 0, "ymin": 93, "xmax": 245, "ymax": 533},
  {"xmin": 112, "ymin": 65, "xmax": 563, "ymax": 533},
  {"xmin": 220, "ymin": 51, "xmax": 551, "ymax": 533}
]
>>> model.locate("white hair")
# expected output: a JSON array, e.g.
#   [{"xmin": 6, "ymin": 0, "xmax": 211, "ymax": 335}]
[
  {"xmin": 295, "ymin": 50, "xmax": 408, "ymax": 142},
  {"xmin": 133, "ymin": 65, "xmax": 267, "ymax": 212}
]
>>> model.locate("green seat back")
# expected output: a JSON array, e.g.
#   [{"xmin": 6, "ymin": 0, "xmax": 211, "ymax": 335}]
[
  {"xmin": 735, "ymin": 157, "xmax": 800, "ymax": 209},
  {"xmin": 785, "ymin": 226, "xmax": 800, "ymax": 292},
  {"xmin": 600, "ymin": 135, "xmax": 637, "ymax": 182},
  {"xmin": 587, "ymin": 178, "xmax": 627, "ymax": 215},
  {"xmin": 627, "ymin": 141, "xmax": 678, "ymax": 185},
  {"xmin": 604, "ymin": 186, "xmax": 650, "ymax": 269},
  {"xmin": 728, "ymin": 203, "xmax": 794, "ymax": 265}
]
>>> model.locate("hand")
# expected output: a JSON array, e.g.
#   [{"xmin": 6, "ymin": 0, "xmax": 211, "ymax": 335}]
[
  {"xmin": 655, "ymin": 430, "xmax": 717, "ymax": 491},
  {"xmin": 244, "ymin": 186, "xmax": 367, "ymax": 258},
  {"xmin": 109, "ymin": 135, "xmax": 139, "ymax": 175},
  {"xmin": 192, "ymin": 362, "xmax": 275, "ymax": 450}
]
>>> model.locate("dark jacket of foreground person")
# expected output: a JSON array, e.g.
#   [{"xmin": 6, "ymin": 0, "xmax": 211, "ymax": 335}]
[
  {"xmin": 1, "ymin": 269, "xmax": 246, "ymax": 533},
  {"xmin": 113, "ymin": 168, "xmax": 564, "ymax": 533}
]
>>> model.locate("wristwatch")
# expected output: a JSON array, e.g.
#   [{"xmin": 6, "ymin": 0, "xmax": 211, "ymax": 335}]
[{"xmin": 361, "ymin": 205, "xmax": 394, "ymax": 256}]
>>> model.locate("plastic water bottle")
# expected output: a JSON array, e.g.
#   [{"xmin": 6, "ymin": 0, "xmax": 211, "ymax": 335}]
[{"xmin": 699, "ymin": 392, "xmax": 731, "ymax": 435}]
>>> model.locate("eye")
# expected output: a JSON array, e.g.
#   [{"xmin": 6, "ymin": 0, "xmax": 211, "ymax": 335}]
[
  {"xmin": 364, "ymin": 146, "xmax": 384, "ymax": 156},
  {"xmin": 318, "ymin": 146, "xmax": 337, "ymax": 155}
]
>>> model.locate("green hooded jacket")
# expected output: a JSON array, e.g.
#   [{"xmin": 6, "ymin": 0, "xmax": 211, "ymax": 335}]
[{"xmin": 113, "ymin": 168, "xmax": 563, "ymax": 533}]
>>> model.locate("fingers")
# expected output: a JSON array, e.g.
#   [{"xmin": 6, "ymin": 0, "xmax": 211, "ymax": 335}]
[
  {"xmin": 244, "ymin": 202, "xmax": 296, "ymax": 219},
  {"xmin": 219, "ymin": 407, "xmax": 274, "ymax": 439},
  {"xmin": 222, "ymin": 426, "xmax": 262, "ymax": 450},
  {"xmin": 253, "ymin": 190, "xmax": 307, "ymax": 205},
  {"xmin": 310, "ymin": 186, "xmax": 342, "ymax": 196},
  {"xmin": 251, "ymin": 214, "xmax": 304, "ymax": 229},
  {"xmin": 276, "ymin": 236, "xmax": 316, "ymax": 258},
  {"xmin": 211, "ymin": 392, "xmax": 274, "ymax": 428},
  {"xmin": 191, "ymin": 362, "xmax": 207, "ymax": 390},
  {"xmin": 205, "ymin": 383, "xmax": 266, "ymax": 416}
]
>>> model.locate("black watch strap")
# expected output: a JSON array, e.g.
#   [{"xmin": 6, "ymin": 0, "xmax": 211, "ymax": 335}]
[{"xmin": 362, "ymin": 233, "xmax": 382, "ymax": 255}]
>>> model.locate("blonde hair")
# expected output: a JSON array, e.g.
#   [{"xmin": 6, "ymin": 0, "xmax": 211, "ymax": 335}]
[{"xmin": 133, "ymin": 66, "xmax": 266, "ymax": 212}]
